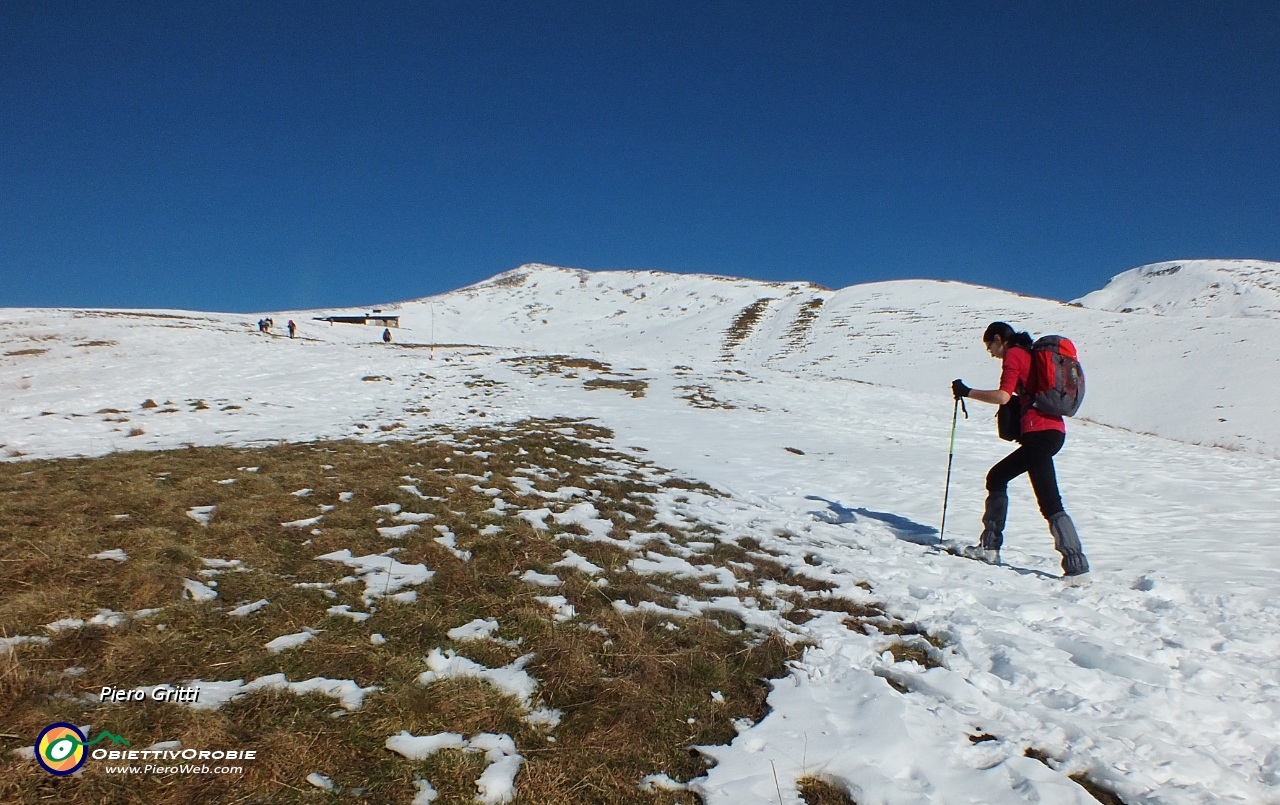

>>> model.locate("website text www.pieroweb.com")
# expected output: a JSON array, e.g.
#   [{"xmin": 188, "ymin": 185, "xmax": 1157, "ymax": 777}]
[{"xmin": 97, "ymin": 746, "xmax": 257, "ymax": 775}]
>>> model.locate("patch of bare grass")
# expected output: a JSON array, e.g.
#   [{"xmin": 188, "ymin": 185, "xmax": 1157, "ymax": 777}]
[
  {"xmin": 880, "ymin": 638, "xmax": 941, "ymax": 669},
  {"xmin": 83, "ymin": 311, "xmax": 209, "ymax": 321},
  {"xmin": 485, "ymin": 271, "xmax": 529, "ymax": 289},
  {"xmin": 677, "ymin": 383, "xmax": 737, "ymax": 410},
  {"xmin": 722, "ymin": 297, "xmax": 775, "ymax": 357},
  {"xmin": 785, "ymin": 298, "xmax": 825, "ymax": 350},
  {"xmin": 844, "ymin": 611, "xmax": 947, "ymax": 652},
  {"xmin": 798, "ymin": 775, "xmax": 859, "ymax": 805},
  {"xmin": 503, "ymin": 355, "xmax": 649, "ymax": 400},
  {"xmin": 1069, "ymin": 773, "xmax": 1128, "ymax": 805},
  {"xmin": 501, "ymin": 355, "xmax": 608, "ymax": 377},
  {"xmin": 1023, "ymin": 748, "xmax": 1129, "ymax": 804},
  {"xmin": 0, "ymin": 419, "xmax": 802, "ymax": 804},
  {"xmin": 583, "ymin": 377, "xmax": 647, "ymax": 398}
]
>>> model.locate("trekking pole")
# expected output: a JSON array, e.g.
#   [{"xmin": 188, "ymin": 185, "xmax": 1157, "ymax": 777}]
[{"xmin": 939, "ymin": 397, "xmax": 967, "ymax": 545}]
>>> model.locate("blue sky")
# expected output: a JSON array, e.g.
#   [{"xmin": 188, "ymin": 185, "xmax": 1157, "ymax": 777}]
[{"xmin": 2, "ymin": 2, "xmax": 1278, "ymax": 312}]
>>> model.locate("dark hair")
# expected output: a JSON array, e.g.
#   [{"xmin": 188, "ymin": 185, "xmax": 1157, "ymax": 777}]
[{"xmin": 983, "ymin": 321, "xmax": 1033, "ymax": 348}]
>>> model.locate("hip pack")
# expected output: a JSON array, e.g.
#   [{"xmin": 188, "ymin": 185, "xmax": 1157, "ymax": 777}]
[{"xmin": 997, "ymin": 396, "xmax": 1022, "ymax": 441}]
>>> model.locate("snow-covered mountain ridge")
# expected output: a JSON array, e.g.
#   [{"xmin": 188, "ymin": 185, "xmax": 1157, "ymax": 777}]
[
  {"xmin": 4, "ymin": 261, "xmax": 1279, "ymax": 456},
  {"xmin": 370, "ymin": 262, "xmax": 1280, "ymax": 456},
  {"xmin": 2, "ymin": 264, "xmax": 1279, "ymax": 804},
  {"xmin": 1075, "ymin": 258, "xmax": 1280, "ymax": 319}
]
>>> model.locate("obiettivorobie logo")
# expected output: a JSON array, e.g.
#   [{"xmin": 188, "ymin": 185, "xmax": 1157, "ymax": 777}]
[
  {"xmin": 35, "ymin": 723, "xmax": 131, "ymax": 776},
  {"xmin": 32, "ymin": 719, "xmax": 259, "ymax": 776}
]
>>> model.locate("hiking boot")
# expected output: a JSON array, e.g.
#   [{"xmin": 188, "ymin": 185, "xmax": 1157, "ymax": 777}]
[{"xmin": 961, "ymin": 545, "xmax": 1000, "ymax": 565}]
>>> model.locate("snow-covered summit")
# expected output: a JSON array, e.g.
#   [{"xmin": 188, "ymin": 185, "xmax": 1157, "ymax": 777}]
[
  {"xmin": 1074, "ymin": 259, "xmax": 1280, "ymax": 319},
  {"xmin": 466, "ymin": 262, "xmax": 831, "ymax": 293}
]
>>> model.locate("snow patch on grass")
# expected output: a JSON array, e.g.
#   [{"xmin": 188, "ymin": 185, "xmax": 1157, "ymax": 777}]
[
  {"xmin": 185, "ymin": 505, "xmax": 215, "ymax": 526},
  {"xmin": 316, "ymin": 549, "xmax": 434, "ymax": 604},
  {"xmin": 265, "ymin": 627, "xmax": 318, "ymax": 654},
  {"xmin": 385, "ymin": 731, "xmax": 524, "ymax": 805}
]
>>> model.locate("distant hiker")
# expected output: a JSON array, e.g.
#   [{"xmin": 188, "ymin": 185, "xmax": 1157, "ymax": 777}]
[
  {"xmin": 287, "ymin": 320, "xmax": 296, "ymax": 338},
  {"xmin": 951, "ymin": 322, "xmax": 1090, "ymax": 583},
  {"xmin": 382, "ymin": 328, "xmax": 392, "ymax": 343},
  {"xmin": 257, "ymin": 318, "xmax": 267, "ymax": 333}
]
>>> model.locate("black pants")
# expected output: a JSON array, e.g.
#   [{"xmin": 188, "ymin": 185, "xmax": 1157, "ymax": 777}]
[{"xmin": 980, "ymin": 429, "xmax": 1065, "ymax": 550}]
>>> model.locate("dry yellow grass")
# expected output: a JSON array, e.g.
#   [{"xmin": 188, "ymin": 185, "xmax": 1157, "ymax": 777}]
[
  {"xmin": 721, "ymin": 298, "xmax": 775, "ymax": 357},
  {"xmin": 0, "ymin": 419, "xmax": 804, "ymax": 804},
  {"xmin": 797, "ymin": 776, "xmax": 859, "ymax": 805},
  {"xmin": 502, "ymin": 355, "xmax": 650, "ymax": 398}
]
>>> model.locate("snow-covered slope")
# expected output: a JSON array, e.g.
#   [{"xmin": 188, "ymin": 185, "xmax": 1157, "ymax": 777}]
[
  {"xmin": 392, "ymin": 264, "xmax": 1280, "ymax": 456},
  {"xmin": 1075, "ymin": 259, "xmax": 1280, "ymax": 319},
  {"xmin": 3, "ymin": 265, "xmax": 1279, "ymax": 804},
  {"xmin": 6, "ymin": 263, "xmax": 1278, "ymax": 455}
]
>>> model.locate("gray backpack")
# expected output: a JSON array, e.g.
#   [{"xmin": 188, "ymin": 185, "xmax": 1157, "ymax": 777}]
[{"xmin": 1027, "ymin": 335, "xmax": 1085, "ymax": 417}]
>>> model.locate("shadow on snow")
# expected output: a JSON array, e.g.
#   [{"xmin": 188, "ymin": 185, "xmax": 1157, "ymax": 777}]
[
  {"xmin": 805, "ymin": 495, "xmax": 1058, "ymax": 580},
  {"xmin": 805, "ymin": 495, "xmax": 937, "ymax": 544}
]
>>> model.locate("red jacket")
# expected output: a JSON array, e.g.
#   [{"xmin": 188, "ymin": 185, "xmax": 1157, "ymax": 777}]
[{"xmin": 1000, "ymin": 346, "xmax": 1066, "ymax": 435}]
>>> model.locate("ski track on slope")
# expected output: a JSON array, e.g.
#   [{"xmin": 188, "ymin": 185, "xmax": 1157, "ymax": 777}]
[{"xmin": 2, "ymin": 268, "xmax": 1279, "ymax": 804}]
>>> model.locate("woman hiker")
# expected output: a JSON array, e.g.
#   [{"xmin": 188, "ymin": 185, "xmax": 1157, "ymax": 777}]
[{"xmin": 951, "ymin": 322, "xmax": 1091, "ymax": 584}]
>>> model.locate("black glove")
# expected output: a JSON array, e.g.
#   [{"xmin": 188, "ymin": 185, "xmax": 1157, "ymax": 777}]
[{"xmin": 952, "ymin": 379, "xmax": 970, "ymax": 399}]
